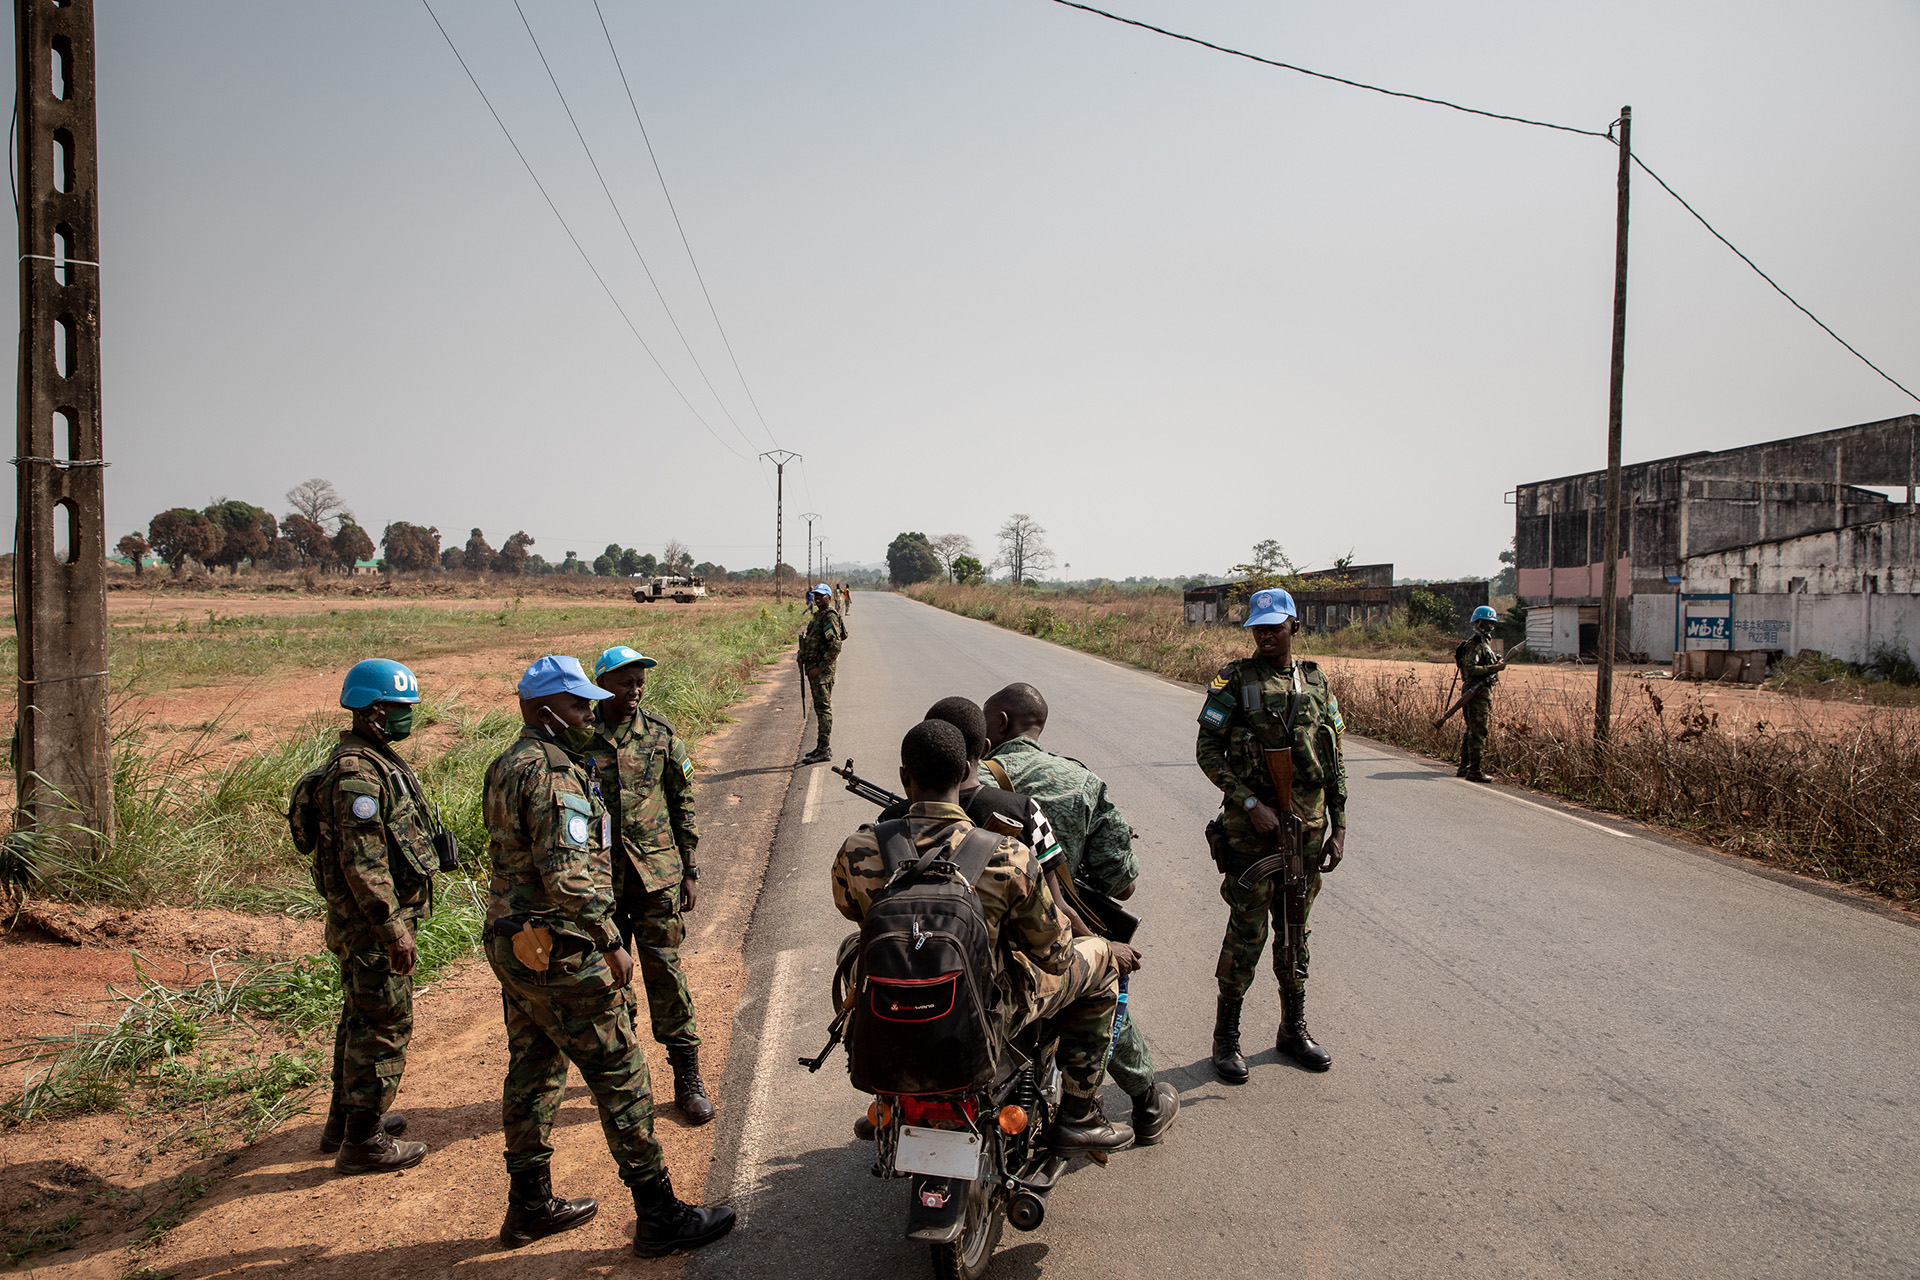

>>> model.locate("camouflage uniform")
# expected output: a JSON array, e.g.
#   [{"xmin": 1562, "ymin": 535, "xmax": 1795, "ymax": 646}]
[
  {"xmin": 482, "ymin": 730, "xmax": 664, "ymax": 1188},
  {"xmin": 980, "ymin": 739, "xmax": 1154, "ymax": 1096},
  {"xmin": 1196, "ymin": 657, "xmax": 1348, "ymax": 997},
  {"xmin": 831, "ymin": 802, "xmax": 1119, "ymax": 1097},
  {"xmin": 798, "ymin": 605, "xmax": 846, "ymax": 746},
  {"xmin": 313, "ymin": 731, "xmax": 435, "ymax": 1121},
  {"xmin": 1455, "ymin": 631, "xmax": 1501, "ymax": 774},
  {"xmin": 586, "ymin": 704, "xmax": 700, "ymax": 1048}
]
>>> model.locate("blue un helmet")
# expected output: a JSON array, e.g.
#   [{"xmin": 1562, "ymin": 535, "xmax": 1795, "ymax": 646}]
[
  {"xmin": 1471, "ymin": 605, "xmax": 1499, "ymax": 624},
  {"xmin": 340, "ymin": 659, "xmax": 421, "ymax": 709},
  {"xmin": 593, "ymin": 645, "xmax": 658, "ymax": 681},
  {"xmin": 1243, "ymin": 588, "xmax": 1297, "ymax": 628}
]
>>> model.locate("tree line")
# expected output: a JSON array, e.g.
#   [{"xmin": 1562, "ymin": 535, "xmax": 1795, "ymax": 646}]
[{"xmin": 885, "ymin": 515, "xmax": 1052, "ymax": 586}]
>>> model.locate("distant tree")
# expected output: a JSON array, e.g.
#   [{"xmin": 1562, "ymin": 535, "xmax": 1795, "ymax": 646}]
[
  {"xmin": 1332, "ymin": 548, "xmax": 1357, "ymax": 571},
  {"xmin": 269, "ymin": 537, "xmax": 301, "ymax": 570},
  {"xmin": 1406, "ymin": 589, "xmax": 1457, "ymax": 632},
  {"xmin": 951, "ymin": 553, "xmax": 986, "ymax": 585},
  {"xmin": 887, "ymin": 532, "xmax": 941, "ymax": 586},
  {"xmin": 561, "ymin": 550, "xmax": 585, "ymax": 575},
  {"xmin": 773, "ymin": 562, "xmax": 797, "ymax": 584},
  {"xmin": 1247, "ymin": 539, "xmax": 1296, "ymax": 576},
  {"xmin": 116, "ymin": 532, "xmax": 151, "ymax": 576},
  {"xmin": 992, "ymin": 515, "xmax": 1053, "ymax": 584},
  {"xmin": 285, "ymin": 478, "xmax": 353, "ymax": 533},
  {"xmin": 525, "ymin": 553, "xmax": 552, "ymax": 575},
  {"xmin": 694, "ymin": 561, "xmax": 728, "ymax": 581},
  {"xmin": 494, "ymin": 531, "xmax": 534, "ymax": 575},
  {"xmin": 203, "ymin": 499, "xmax": 275, "ymax": 573},
  {"xmin": 282, "ymin": 513, "xmax": 334, "ymax": 570},
  {"xmin": 441, "ymin": 547, "xmax": 464, "ymax": 571},
  {"xmin": 593, "ymin": 554, "xmax": 615, "ymax": 576},
  {"xmin": 1494, "ymin": 540, "xmax": 1517, "ymax": 597},
  {"xmin": 332, "ymin": 521, "xmax": 375, "ymax": 569},
  {"xmin": 617, "ymin": 547, "xmax": 643, "ymax": 576},
  {"xmin": 463, "ymin": 528, "xmax": 495, "ymax": 572},
  {"xmin": 635, "ymin": 552, "xmax": 658, "ymax": 577},
  {"xmin": 662, "ymin": 539, "xmax": 694, "ymax": 575},
  {"xmin": 148, "ymin": 507, "xmax": 221, "ymax": 573},
  {"xmin": 928, "ymin": 533, "xmax": 975, "ymax": 580},
  {"xmin": 380, "ymin": 522, "xmax": 441, "ymax": 573}
]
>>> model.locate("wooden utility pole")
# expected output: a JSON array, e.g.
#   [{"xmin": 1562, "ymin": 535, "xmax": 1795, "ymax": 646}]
[
  {"xmin": 759, "ymin": 450, "xmax": 799, "ymax": 599},
  {"xmin": 1595, "ymin": 106, "xmax": 1631, "ymax": 744},
  {"xmin": 15, "ymin": 0, "xmax": 111, "ymax": 847}
]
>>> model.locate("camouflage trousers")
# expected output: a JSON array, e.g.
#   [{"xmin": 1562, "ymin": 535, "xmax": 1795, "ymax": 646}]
[
  {"xmin": 486, "ymin": 937, "xmax": 664, "ymax": 1188},
  {"xmin": 806, "ymin": 666, "xmax": 835, "ymax": 745},
  {"xmin": 329, "ymin": 933, "xmax": 414, "ymax": 1118},
  {"xmin": 1216, "ymin": 856, "xmax": 1323, "ymax": 999},
  {"xmin": 1460, "ymin": 696, "xmax": 1491, "ymax": 770},
  {"xmin": 1104, "ymin": 993, "xmax": 1156, "ymax": 1100},
  {"xmin": 1014, "ymin": 937, "xmax": 1119, "ymax": 1098},
  {"xmin": 620, "ymin": 884, "xmax": 699, "ymax": 1049}
]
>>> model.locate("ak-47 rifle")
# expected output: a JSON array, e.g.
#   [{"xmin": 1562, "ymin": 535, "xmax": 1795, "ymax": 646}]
[
  {"xmin": 1434, "ymin": 640, "xmax": 1526, "ymax": 727},
  {"xmin": 831, "ymin": 759, "xmax": 905, "ymax": 809},
  {"xmin": 1235, "ymin": 745, "xmax": 1309, "ymax": 990}
]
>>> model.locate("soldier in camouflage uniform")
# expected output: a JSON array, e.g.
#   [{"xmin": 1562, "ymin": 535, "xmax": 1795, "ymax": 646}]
[
  {"xmin": 586, "ymin": 645, "xmax": 714, "ymax": 1125},
  {"xmin": 306, "ymin": 659, "xmax": 434, "ymax": 1175},
  {"xmin": 1455, "ymin": 605, "xmax": 1507, "ymax": 783},
  {"xmin": 832, "ymin": 719, "xmax": 1137, "ymax": 1154},
  {"xmin": 483, "ymin": 655, "xmax": 734, "ymax": 1257},
  {"xmin": 981, "ymin": 683, "xmax": 1179, "ymax": 1146},
  {"xmin": 798, "ymin": 583, "xmax": 846, "ymax": 764},
  {"xmin": 1196, "ymin": 588, "xmax": 1348, "ymax": 1078}
]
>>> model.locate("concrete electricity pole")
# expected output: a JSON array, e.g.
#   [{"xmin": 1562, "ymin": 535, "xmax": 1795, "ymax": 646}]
[
  {"xmin": 760, "ymin": 450, "xmax": 799, "ymax": 599},
  {"xmin": 1595, "ymin": 107, "xmax": 1631, "ymax": 745},
  {"xmin": 800, "ymin": 512, "xmax": 820, "ymax": 585},
  {"xmin": 15, "ymin": 0, "xmax": 111, "ymax": 848}
]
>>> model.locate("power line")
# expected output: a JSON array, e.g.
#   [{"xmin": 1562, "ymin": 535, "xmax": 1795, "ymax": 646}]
[
  {"xmin": 418, "ymin": 0, "xmax": 748, "ymax": 460},
  {"xmin": 511, "ymin": 0, "xmax": 763, "ymax": 453},
  {"xmin": 1628, "ymin": 153, "xmax": 1918, "ymax": 406},
  {"xmin": 1047, "ymin": 0, "xmax": 1918, "ymax": 407},
  {"xmin": 593, "ymin": 0, "xmax": 784, "ymax": 450},
  {"xmin": 1044, "ymin": 0, "xmax": 1610, "ymax": 141}
]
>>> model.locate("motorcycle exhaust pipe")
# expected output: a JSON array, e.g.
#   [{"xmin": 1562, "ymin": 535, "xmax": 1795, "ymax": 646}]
[{"xmin": 1007, "ymin": 1187, "xmax": 1048, "ymax": 1232}]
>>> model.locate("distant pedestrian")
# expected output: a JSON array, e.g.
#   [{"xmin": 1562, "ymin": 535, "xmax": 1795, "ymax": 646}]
[
  {"xmin": 798, "ymin": 583, "xmax": 846, "ymax": 764},
  {"xmin": 587, "ymin": 645, "xmax": 714, "ymax": 1124},
  {"xmin": 483, "ymin": 655, "xmax": 734, "ymax": 1256},
  {"xmin": 295, "ymin": 659, "xmax": 436, "ymax": 1175},
  {"xmin": 1455, "ymin": 605, "xmax": 1507, "ymax": 783}
]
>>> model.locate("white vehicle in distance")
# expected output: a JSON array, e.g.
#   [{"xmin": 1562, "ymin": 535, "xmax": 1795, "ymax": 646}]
[{"xmin": 632, "ymin": 574, "xmax": 707, "ymax": 604}]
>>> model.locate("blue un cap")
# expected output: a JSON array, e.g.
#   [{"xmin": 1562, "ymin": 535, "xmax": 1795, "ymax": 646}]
[
  {"xmin": 518, "ymin": 654, "xmax": 613, "ymax": 701},
  {"xmin": 593, "ymin": 645, "xmax": 658, "ymax": 680},
  {"xmin": 814, "ymin": 583, "xmax": 832, "ymax": 595},
  {"xmin": 1243, "ymin": 588, "xmax": 1297, "ymax": 628}
]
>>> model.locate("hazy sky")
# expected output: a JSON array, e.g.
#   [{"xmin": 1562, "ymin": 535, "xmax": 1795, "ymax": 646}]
[{"xmin": 9, "ymin": 1, "xmax": 1918, "ymax": 580}]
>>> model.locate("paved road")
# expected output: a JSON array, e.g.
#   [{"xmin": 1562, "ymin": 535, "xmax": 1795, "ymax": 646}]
[{"xmin": 694, "ymin": 593, "xmax": 1920, "ymax": 1279}]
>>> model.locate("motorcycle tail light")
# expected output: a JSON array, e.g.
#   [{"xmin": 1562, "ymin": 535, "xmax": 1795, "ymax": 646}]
[
  {"xmin": 998, "ymin": 1105, "xmax": 1029, "ymax": 1135},
  {"xmin": 867, "ymin": 1100, "xmax": 893, "ymax": 1130}
]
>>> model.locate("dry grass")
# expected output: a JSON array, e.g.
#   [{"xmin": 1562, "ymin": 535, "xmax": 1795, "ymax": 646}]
[{"xmin": 909, "ymin": 583, "xmax": 1920, "ymax": 904}]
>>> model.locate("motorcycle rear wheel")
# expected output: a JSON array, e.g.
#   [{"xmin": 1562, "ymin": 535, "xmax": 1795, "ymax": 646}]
[{"xmin": 928, "ymin": 1144, "xmax": 1003, "ymax": 1280}]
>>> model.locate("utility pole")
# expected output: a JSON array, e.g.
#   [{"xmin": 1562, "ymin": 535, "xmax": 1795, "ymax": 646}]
[
  {"xmin": 759, "ymin": 450, "xmax": 799, "ymax": 599},
  {"xmin": 15, "ymin": 0, "xmax": 111, "ymax": 849},
  {"xmin": 1595, "ymin": 106, "xmax": 1631, "ymax": 745},
  {"xmin": 800, "ymin": 512, "xmax": 820, "ymax": 585}
]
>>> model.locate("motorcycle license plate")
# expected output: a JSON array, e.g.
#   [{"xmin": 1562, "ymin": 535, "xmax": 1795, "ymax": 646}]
[{"xmin": 895, "ymin": 1126, "xmax": 981, "ymax": 1180}]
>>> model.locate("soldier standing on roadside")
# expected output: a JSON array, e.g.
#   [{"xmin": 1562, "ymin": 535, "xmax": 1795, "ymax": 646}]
[
  {"xmin": 981, "ymin": 683, "xmax": 1179, "ymax": 1146},
  {"xmin": 1455, "ymin": 605, "xmax": 1507, "ymax": 784},
  {"xmin": 798, "ymin": 583, "xmax": 846, "ymax": 765},
  {"xmin": 1196, "ymin": 588, "xmax": 1347, "ymax": 1080},
  {"xmin": 587, "ymin": 645, "xmax": 714, "ymax": 1125},
  {"xmin": 302, "ymin": 659, "xmax": 435, "ymax": 1175},
  {"xmin": 483, "ymin": 655, "xmax": 734, "ymax": 1257}
]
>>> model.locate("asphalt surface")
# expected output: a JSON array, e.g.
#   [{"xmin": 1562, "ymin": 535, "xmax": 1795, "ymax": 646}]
[{"xmin": 693, "ymin": 592, "xmax": 1920, "ymax": 1279}]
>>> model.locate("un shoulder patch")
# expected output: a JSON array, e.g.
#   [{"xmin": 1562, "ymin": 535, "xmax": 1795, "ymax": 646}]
[
  {"xmin": 350, "ymin": 794, "xmax": 379, "ymax": 821},
  {"xmin": 566, "ymin": 815, "xmax": 591, "ymax": 846},
  {"xmin": 1200, "ymin": 703, "xmax": 1228, "ymax": 728}
]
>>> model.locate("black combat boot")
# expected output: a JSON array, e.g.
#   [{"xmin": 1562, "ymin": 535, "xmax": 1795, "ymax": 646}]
[
  {"xmin": 1466, "ymin": 767, "xmax": 1495, "ymax": 784},
  {"xmin": 333, "ymin": 1110, "xmax": 428, "ymax": 1175},
  {"xmin": 498, "ymin": 1168, "xmax": 598, "ymax": 1248},
  {"xmin": 1211, "ymin": 995, "xmax": 1249, "ymax": 1085},
  {"xmin": 320, "ymin": 1104, "xmax": 407, "ymax": 1154},
  {"xmin": 631, "ymin": 1171, "xmax": 737, "ymax": 1257},
  {"xmin": 667, "ymin": 1045, "xmax": 716, "ymax": 1125},
  {"xmin": 1129, "ymin": 1082, "xmax": 1180, "ymax": 1147},
  {"xmin": 1276, "ymin": 986, "xmax": 1332, "ymax": 1072},
  {"xmin": 799, "ymin": 740, "xmax": 830, "ymax": 765},
  {"xmin": 1049, "ymin": 1092, "xmax": 1134, "ymax": 1155}
]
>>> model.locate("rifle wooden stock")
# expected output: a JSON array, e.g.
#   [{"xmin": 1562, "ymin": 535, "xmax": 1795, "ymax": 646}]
[{"xmin": 1435, "ymin": 640, "xmax": 1526, "ymax": 727}]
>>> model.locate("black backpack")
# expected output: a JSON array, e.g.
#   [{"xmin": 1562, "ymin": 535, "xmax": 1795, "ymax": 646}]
[{"xmin": 847, "ymin": 821, "xmax": 1002, "ymax": 1097}]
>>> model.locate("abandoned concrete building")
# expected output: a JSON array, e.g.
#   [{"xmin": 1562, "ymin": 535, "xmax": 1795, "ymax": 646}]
[
  {"xmin": 1512, "ymin": 414, "xmax": 1920, "ymax": 664},
  {"xmin": 1183, "ymin": 565, "xmax": 1488, "ymax": 630}
]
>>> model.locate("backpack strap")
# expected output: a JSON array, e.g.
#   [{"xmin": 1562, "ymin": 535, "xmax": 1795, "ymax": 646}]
[
  {"xmin": 983, "ymin": 758, "xmax": 1014, "ymax": 791},
  {"xmin": 948, "ymin": 827, "xmax": 1000, "ymax": 885},
  {"xmin": 875, "ymin": 819, "xmax": 918, "ymax": 874}
]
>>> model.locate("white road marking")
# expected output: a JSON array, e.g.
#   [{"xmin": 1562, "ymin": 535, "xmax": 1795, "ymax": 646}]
[
  {"xmin": 1471, "ymin": 781, "xmax": 1634, "ymax": 839},
  {"xmin": 801, "ymin": 765, "xmax": 826, "ymax": 824},
  {"xmin": 734, "ymin": 947, "xmax": 803, "ymax": 1211}
]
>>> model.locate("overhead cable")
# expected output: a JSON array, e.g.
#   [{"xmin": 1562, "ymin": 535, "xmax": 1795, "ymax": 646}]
[
  {"xmin": 594, "ymin": 0, "xmax": 785, "ymax": 451},
  {"xmin": 1047, "ymin": 0, "xmax": 1918, "ymax": 407},
  {"xmin": 512, "ymin": 0, "xmax": 763, "ymax": 453},
  {"xmin": 418, "ymin": 0, "xmax": 748, "ymax": 460}
]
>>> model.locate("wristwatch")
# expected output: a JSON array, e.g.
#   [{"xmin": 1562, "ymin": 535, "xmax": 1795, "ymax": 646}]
[
  {"xmin": 682, "ymin": 865, "xmax": 699, "ymax": 881},
  {"xmin": 1242, "ymin": 795, "xmax": 1260, "ymax": 811}
]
